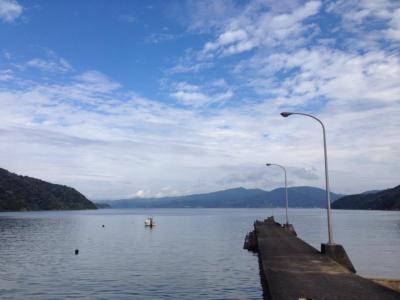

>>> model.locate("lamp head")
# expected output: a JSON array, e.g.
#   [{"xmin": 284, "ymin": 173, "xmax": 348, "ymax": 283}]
[
  {"xmin": 266, "ymin": 163, "xmax": 271, "ymax": 166},
  {"xmin": 280, "ymin": 112, "xmax": 292, "ymax": 117}
]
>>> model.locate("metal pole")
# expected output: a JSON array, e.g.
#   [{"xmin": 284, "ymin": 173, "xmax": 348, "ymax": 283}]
[
  {"xmin": 266, "ymin": 163, "xmax": 289, "ymax": 225},
  {"xmin": 284, "ymin": 167, "xmax": 289, "ymax": 226},
  {"xmin": 280, "ymin": 112, "xmax": 333, "ymax": 244},
  {"xmin": 321, "ymin": 122, "xmax": 333, "ymax": 244}
]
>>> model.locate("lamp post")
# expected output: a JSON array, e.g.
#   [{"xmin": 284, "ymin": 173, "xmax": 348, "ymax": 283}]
[
  {"xmin": 280, "ymin": 112, "xmax": 333, "ymax": 245},
  {"xmin": 266, "ymin": 163, "xmax": 289, "ymax": 226}
]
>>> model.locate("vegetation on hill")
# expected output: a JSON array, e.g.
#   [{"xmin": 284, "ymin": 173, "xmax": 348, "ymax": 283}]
[
  {"xmin": 0, "ymin": 168, "xmax": 97, "ymax": 211},
  {"xmin": 332, "ymin": 185, "xmax": 400, "ymax": 210},
  {"xmin": 99, "ymin": 186, "xmax": 342, "ymax": 208}
]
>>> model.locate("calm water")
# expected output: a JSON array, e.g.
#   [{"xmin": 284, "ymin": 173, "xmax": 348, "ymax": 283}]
[{"xmin": 0, "ymin": 208, "xmax": 399, "ymax": 299}]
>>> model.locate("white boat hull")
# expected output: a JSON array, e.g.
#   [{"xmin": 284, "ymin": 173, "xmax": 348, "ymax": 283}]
[{"xmin": 144, "ymin": 218, "xmax": 156, "ymax": 227}]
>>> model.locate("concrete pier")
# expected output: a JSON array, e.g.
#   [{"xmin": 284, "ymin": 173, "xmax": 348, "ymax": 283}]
[{"xmin": 244, "ymin": 217, "xmax": 400, "ymax": 300}]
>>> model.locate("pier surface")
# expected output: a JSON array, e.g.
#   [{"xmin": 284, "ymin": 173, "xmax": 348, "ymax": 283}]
[{"xmin": 248, "ymin": 217, "xmax": 400, "ymax": 300}]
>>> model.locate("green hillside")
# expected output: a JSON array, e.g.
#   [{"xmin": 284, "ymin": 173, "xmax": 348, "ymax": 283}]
[
  {"xmin": 332, "ymin": 185, "xmax": 400, "ymax": 210},
  {"xmin": 0, "ymin": 168, "xmax": 97, "ymax": 211}
]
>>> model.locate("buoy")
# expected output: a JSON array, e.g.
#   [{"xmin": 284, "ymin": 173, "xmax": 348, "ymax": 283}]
[
  {"xmin": 102, "ymin": 225, "xmax": 105, "ymax": 227},
  {"xmin": 75, "ymin": 249, "xmax": 79, "ymax": 255}
]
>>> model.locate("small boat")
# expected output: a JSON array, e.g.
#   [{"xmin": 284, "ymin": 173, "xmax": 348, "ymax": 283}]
[{"xmin": 144, "ymin": 217, "xmax": 156, "ymax": 227}]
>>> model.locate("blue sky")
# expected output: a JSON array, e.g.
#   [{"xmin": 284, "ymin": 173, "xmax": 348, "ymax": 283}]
[{"xmin": 0, "ymin": 0, "xmax": 399, "ymax": 199}]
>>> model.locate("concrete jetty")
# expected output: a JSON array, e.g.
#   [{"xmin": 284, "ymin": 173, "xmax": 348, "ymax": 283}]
[{"xmin": 244, "ymin": 217, "xmax": 400, "ymax": 300}]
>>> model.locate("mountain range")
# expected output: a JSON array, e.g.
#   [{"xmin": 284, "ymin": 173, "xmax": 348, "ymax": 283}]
[
  {"xmin": 0, "ymin": 168, "xmax": 97, "ymax": 211},
  {"xmin": 99, "ymin": 186, "xmax": 343, "ymax": 208},
  {"xmin": 332, "ymin": 185, "xmax": 400, "ymax": 210},
  {"xmin": 2, "ymin": 166, "xmax": 398, "ymax": 211}
]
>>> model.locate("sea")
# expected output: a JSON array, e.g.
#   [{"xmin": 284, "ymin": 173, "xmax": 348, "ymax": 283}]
[{"xmin": 0, "ymin": 208, "xmax": 399, "ymax": 299}]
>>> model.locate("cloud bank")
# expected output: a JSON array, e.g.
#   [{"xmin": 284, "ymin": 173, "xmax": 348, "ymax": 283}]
[{"xmin": 0, "ymin": 0, "xmax": 399, "ymax": 199}]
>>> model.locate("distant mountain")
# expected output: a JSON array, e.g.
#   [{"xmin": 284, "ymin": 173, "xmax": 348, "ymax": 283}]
[
  {"xmin": 100, "ymin": 186, "xmax": 343, "ymax": 208},
  {"xmin": 95, "ymin": 202, "xmax": 111, "ymax": 209},
  {"xmin": 0, "ymin": 168, "xmax": 97, "ymax": 211},
  {"xmin": 332, "ymin": 185, "xmax": 400, "ymax": 210}
]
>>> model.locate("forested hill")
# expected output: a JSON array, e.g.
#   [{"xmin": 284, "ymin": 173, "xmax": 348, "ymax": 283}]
[
  {"xmin": 100, "ymin": 186, "xmax": 343, "ymax": 208},
  {"xmin": 332, "ymin": 185, "xmax": 400, "ymax": 210},
  {"xmin": 0, "ymin": 168, "xmax": 97, "ymax": 211}
]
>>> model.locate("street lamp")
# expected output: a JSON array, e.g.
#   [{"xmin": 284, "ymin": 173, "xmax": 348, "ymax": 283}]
[
  {"xmin": 266, "ymin": 163, "xmax": 289, "ymax": 226},
  {"xmin": 281, "ymin": 112, "xmax": 333, "ymax": 244}
]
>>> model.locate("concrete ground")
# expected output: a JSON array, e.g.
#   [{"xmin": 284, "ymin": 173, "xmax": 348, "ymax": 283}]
[{"xmin": 255, "ymin": 218, "xmax": 400, "ymax": 300}]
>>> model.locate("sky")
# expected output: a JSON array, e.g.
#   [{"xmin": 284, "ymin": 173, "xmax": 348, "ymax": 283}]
[{"xmin": 0, "ymin": 0, "xmax": 399, "ymax": 200}]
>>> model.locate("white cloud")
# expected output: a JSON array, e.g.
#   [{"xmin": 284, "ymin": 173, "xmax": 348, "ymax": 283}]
[
  {"xmin": 184, "ymin": 0, "xmax": 240, "ymax": 32},
  {"xmin": 0, "ymin": 64, "xmax": 399, "ymax": 198},
  {"xmin": 145, "ymin": 32, "xmax": 182, "ymax": 44},
  {"xmin": 26, "ymin": 58, "xmax": 72, "ymax": 73},
  {"xmin": 201, "ymin": 1, "xmax": 321, "ymax": 57},
  {"xmin": 135, "ymin": 190, "xmax": 145, "ymax": 197},
  {"xmin": 327, "ymin": 0, "xmax": 394, "ymax": 24},
  {"xmin": 0, "ymin": 0, "xmax": 22, "ymax": 23},
  {"xmin": 240, "ymin": 47, "xmax": 400, "ymax": 107},
  {"xmin": 212, "ymin": 79, "xmax": 227, "ymax": 87},
  {"xmin": 170, "ymin": 81, "xmax": 233, "ymax": 107},
  {"xmin": 327, "ymin": 0, "xmax": 400, "ymax": 43},
  {"xmin": 204, "ymin": 29, "xmax": 248, "ymax": 52},
  {"xmin": 171, "ymin": 90, "xmax": 210, "ymax": 106},
  {"xmin": 169, "ymin": 60, "xmax": 213, "ymax": 74},
  {"xmin": 76, "ymin": 70, "xmax": 121, "ymax": 93},
  {"xmin": 0, "ymin": 1, "xmax": 399, "ymax": 199},
  {"xmin": 175, "ymin": 82, "xmax": 200, "ymax": 92},
  {"xmin": 214, "ymin": 90, "xmax": 233, "ymax": 102},
  {"xmin": 386, "ymin": 8, "xmax": 400, "ymax": 40},
  {"xmin": 0, "ymin": 69, "xmax": 13, "ymax": 81}
]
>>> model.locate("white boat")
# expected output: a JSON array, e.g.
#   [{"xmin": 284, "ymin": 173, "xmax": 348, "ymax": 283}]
[{"xmin": 144, "ymin": 217, "xmax": 156, "ymax": 227}]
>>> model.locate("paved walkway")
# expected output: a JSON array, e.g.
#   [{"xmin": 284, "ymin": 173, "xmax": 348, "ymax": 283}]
[{"xmin": 255, "ymin": 218, "xmax": 400, "ymax": 300}]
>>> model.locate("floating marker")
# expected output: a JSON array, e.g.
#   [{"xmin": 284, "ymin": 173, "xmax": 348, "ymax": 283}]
[
  {"xmin": 75, "ymin": 249, "xmax": 79, "ymax": 255},
  {"xmin": 102, "ymin": 225, "xmax": 105, "ymax": 227}
]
